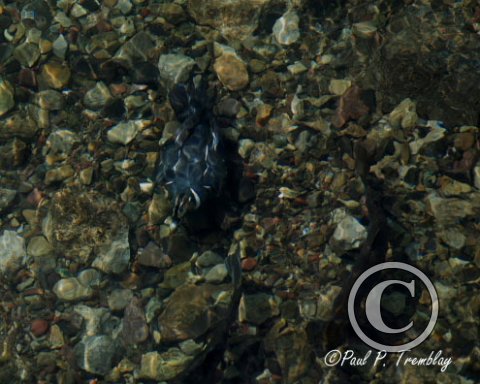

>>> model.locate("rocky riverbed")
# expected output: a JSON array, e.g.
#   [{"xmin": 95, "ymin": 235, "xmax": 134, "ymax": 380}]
[{"xmin": 1, "ymin": 0, "xmax": 480, "ymax": 383}]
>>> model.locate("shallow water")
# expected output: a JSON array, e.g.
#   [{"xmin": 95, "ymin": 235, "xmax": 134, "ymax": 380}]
[{"xmin": 0, "ymin": 1, "xmax": 479, "ymax": 383}]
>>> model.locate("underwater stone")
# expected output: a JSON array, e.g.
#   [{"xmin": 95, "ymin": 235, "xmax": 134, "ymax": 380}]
[
  {"xmin": 53, "ymin": 277, "xmax": 93, "ymax": 301},
  {"xmin": 213, "ymin": 45, "xmax": 249, "ymax": 91},
  {"xmin": 107, "ymin": 120, "xmax": 140, "ymax": 145},
  {"xmin": 84, "ymin": 82, "xmax": 112, "ymax": 109},
  {"xmin": 41, "ymin": 62, "xmax": 71, "ymax": 89},
  {"xmin": 0, "ymin": 78, "xmax": 15, "ymax": 116},
  {"xmin": 75, "ymin": 335, "xmax": 116, "ymax": 375},
  {"xmin": 188, "ymin": 0, "xmax": 270, "ymax": 41},
  {"xmin": 0, "ymin": 189, "xmax": 16, "ymax": 213},
  {"xmin": 239, "ymin": 293, "xmax": 281, "ymax": 325},
  {"xmin": 139, "ymin": 349, "xmax": 194, "ymax": 381},
  {"xmin": 330, "ymin": 213, "xmax": 367, "ymax": 251},
  {"xmin": 272, "ymin": 11, "xmax": 300, "ymax": 46},
  {"xmin": 158, "ymin": 54, "xmax": 195, "ymax": 85},
  {"xmin": 0, "ymin": 230, "xmax": 26, "ymax": 274},
  {"xmin": 13, "ymin": 42, "xmax": 40, "ymax": 67},
  {"xmin": 92, "ymin": 231, "xmax": 130, "ymax": 274}
]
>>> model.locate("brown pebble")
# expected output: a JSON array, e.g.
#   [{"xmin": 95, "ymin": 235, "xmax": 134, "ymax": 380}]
[
  {"xmin": 332, "ymin": 84, "xmax": 370, "ymax": 128},
  {"xmin": 214, "ymin": 53, "xmax": 249, "ymax": 91},
  {"xmin": 31, "ymin": 319, "xmax": 49, "ymax": 337},
  {"xmin": 454, "ymin": 132, "xmax": 474, "ymax": 151},
  {"xmin": 241, "ymin": 258, "xmax": 257, "ymax": 271},
  {"xmin": 256, "ymin": 104, "xmax": 273, "ymax": 127}
]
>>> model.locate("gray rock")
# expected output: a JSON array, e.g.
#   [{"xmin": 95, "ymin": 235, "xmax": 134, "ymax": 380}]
[
  {"xmin": 158, "ymin": 283, "xmax": 232, "ymax": 343},
  {"xmin": 330, "ymin": 213, "xmax": 367, "ymax": 251},
  {"xmin": 75, "ymin": 335, "xmax": 116, "ymax": 375},
  {"xmin": 120, "ymin": 297, "xmax": 148, "ymax": 344},
  {"xmin": 238, "ymin": 293, "xmax": 281, "ymax": 325},
  {"xmin": 264, "ymin": 323, "xmax": 311, "ymax": 383},
  {"xmin": 21, "ymin": 0, "xmax": 52, "ymax": 30},
  {"xmin": 196, "ymin": 250, "xmax": 223, "ymax": 268},
  {"xmin": 46, "ymin": 129, "xmax": 80, "ymax": 154},
  {"xmin": 160, "ymin": 262, "xmax": 191, "ymax": 290},
  {"xmin": 77, "ymin": 269, "xmax": 102, "ymax": 288},
  {"xmin": 426, "ymin": 192, "xmax": 474, "ymax": 225},
  {"xmin": 145, "ymin": 297, "xmax": 163, "ymax": 324},
  {"xmin": 107, "ymin": 120, "xmax": 140, "ymax": 145},
  {"xmin": 74, "ymin": 305, "xmax": 111, "ymax": 336},
  {"xmin": 53, "ymin": 277, "xmax": 93, "ymax": 301},
  {"xmin": 26, "ymin": 236, "xmax": 53, "ymax": 258},
  {"xmin": 0, "ymin": 112, "xmax": 37, "ymax": 140},
  {"xmin": 13, "ymin": 42, "xmax": 40, "ymax": 67},
  {"xmin": 137, "ymin": 241, "xmax": 171, "ymax": 269},
  {"xmin": 44, "ymin": 165, "xmax": 75, "ymax": 185},
  {"xmin": 70, "ymin": 3, "xmax": 88, "ymax": 18},
  {"xmin": 34, "ymin": 90, "xmax": 64, "ymax": 111},
  {"xmin": 108, "ymin": 289, "xmax": 133, "ymax": 311},
  {"xmin": 272, "ymin": 11, "xmax": 300, "ymax": 46},
  {"xmin": 138, "ymin": 348, "xmax": 194, "ymax": 381},
  {"xmin": 53, "ymin": 34, "xmax": 68, "ymax": 59},
  {"xmin": 147, "ymin": 190, "xmax": 171, "ymax": 224},
  {"xmin": 0, "ymin": 230, "xmax": 26, "ymax": 274},
  {"xmin": 440, "ymin": 229, "xmax": 466, "ymax": 250},
  {"xmin": 92, "ymin": 231, "xmax": 130, "ymax": 275},
  {"xmin": 187, "ymin": 0, "xmax": 270, "ymax": 41},
  {"xmin": 158, "ymin": 54, "xmax": 195, "ymax": 85},
  {"xmin": 84, "ymin": 82, "xmax": 112, "ymax": 109},
  {"xmin": 115, "ymin": 0, "xmax": 132, "ymax": 14},
  {"xmin": 204, "ymin": 264, "xmax": 228, "ymax": 284},
  {"xmin": 114, "ymin": 31, "xmax": 155, "ymax": 65}
]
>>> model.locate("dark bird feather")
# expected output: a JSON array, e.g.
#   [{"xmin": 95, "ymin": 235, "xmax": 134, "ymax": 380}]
[{"xmin": 156, "ymin": 78, "xmax": 227, "ymax": 217}]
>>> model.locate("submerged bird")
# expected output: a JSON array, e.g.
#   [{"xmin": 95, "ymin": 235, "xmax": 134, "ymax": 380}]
[{"xmin": 156, "ymin": 77, "xmax": 227, "ymax": 217}]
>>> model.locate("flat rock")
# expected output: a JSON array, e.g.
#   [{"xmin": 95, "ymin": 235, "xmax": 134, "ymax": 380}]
[
  {"xmin": 0, "ymin": 188, "xmax": 16, "ymax": 213},
  {"xmin": 214, "ymin": 45, "xmax": 249, "ymax": 91},
  {"xmin": 0, "ymin": 230, "xmax": 26, "ymax": 274},
  {"xmin": 158, "ymin": 54, "xmax": 195, "ymax": 85},
  {"xmin": 272, "ymin": 11, "xmax": 300, "ymax": 46},
  {"xmin": 0, "ymin": 78, "xmax": 15, "ymax": 116},
  {"xmin": 107, "ymin": 120, "xmax": 140, "ymax": 145}
]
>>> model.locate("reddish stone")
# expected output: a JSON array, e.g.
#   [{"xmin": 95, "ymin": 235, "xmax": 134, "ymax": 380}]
[
  {"xmin": 241, "ymin": 258, "xmax": 257, "ymax": 271},
  {"xmin": 332, "ymin": 84, "xmax": 370, "ymax": 128},
  {"xmin": 31, "ymin": 319, "xmax": 49, "ymax": 337}
]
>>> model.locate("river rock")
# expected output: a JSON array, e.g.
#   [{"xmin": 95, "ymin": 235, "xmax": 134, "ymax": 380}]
[
  {"xmin": 238, "ymin": 293, "xmax": 281, "ymax": 325},
  {"xmin": 158, "ymin": 283, "xmax": 232, "ymax": 343},
  {"xmin": 158, "ymin": 54, "xmax": 195, "ymax": 85},
  {"xmin": 92, "ymin": 230, "xmax": 130, "ymax": 274},
  {"xmin": 0, "ymin": 230, "xmax": 26, "ymax": 274},
  {"xmin": 0, "ymin": 78, "xmax": 15, "ymax": 116},
  {"xmin": 138, "ymin": 348, "xmax": 194, "ymax": 381},
  {"xmin": 41, "ymin": 62, "xmax": 71, "ymax": 89},
  {"xmin": 187, "ymin": 0, "xmax": 270, "ymax": 41},
  {"xmin": 107, "ymin": 120, "xmax": 140, "ymax": 145},
  {"xmin": 75, "ymin": 335, "xmax": 116, "ymax": 375},
  {"xmin": 330, "ymin": 212, "xmax": 367, "ymax": 251},
  {"xmin": 213, "ymin": 44, "xmax": 249, "ymax": 91},
  {"xmin": 44, "ymin": 190, "xmax": 129, "ymax": 266},
  {"xmin": 53, "ymin": 277, "xmax": 93, "ymax": 301},
  {"xmin": 108, "ymin": 289, "xmax": 133, "ymax": 311},
  {"xmin": 272, "ymin": 10, "xmax": 300, "ymax": 46},
  {"xmin": 0, "ymin": 188, "xmax": 16, "ymax": 213},
  {"xmin": 13, "ymin": 42, "xmax": 40, "ymax": 67}
]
